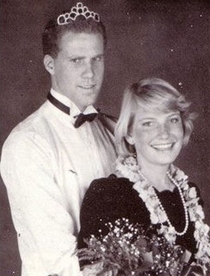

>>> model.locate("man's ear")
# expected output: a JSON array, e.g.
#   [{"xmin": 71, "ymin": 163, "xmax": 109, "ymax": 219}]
[
  {"xmin": 125, "ymin": 134, "xmax": 135, "ymax": 145},
  {"xmin": 43, "ymin": 55, "xmax": 55, "ymax": 75}
]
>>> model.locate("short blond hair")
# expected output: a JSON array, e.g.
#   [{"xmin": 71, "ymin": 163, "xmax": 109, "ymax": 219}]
[{"xmin": 115, "ymin": 78, "xmax": 196, "ymax": 157}]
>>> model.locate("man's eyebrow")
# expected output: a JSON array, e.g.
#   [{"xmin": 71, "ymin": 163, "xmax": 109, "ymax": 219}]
[
  {"xmin": 67, "ymin": 55, "xmax": 85, "ymax": 59},
  {"xmin": 92, "ymin": 53, "xmax": 104, "ymax": 59},
  {"xmin": 67, "ymin": 54, "xmax": 104, "ymax": 59}
]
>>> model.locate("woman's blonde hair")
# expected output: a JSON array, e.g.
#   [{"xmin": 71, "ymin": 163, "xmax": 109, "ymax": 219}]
[{"xmin": 115, "ymin": 78, "xmax": 196, "ymax": 157}]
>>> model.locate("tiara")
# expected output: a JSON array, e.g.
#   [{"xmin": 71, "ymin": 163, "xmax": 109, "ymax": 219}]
[{"xmin": 57, "ymin": 2, "xmax": 100, "ymax": 25}]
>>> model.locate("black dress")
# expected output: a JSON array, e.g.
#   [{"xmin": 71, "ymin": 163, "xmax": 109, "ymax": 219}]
[{"xmin": 78, "ymin": 174, "xmax": 202, "ymax": 260}]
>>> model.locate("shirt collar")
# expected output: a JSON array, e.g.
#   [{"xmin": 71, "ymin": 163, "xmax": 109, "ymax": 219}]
[{"xmin": 50, "ymin": 88, "xmax": 98, "ymax": 117}]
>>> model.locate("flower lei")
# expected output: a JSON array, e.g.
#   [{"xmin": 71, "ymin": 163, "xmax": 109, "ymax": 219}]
[{"xmin": 115, "ymin": 156, "xmax": 210, "ymax": 272}]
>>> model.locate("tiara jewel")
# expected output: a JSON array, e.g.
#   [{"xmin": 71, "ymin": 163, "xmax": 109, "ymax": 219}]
[{"xmin": 57, "ymin": 2, "xmax": 100, "ymax": 25}]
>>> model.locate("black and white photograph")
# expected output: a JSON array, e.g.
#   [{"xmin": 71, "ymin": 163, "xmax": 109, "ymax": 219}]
[{"xmin": 1, "ymin": 1, "xmax": 210, "ymax": 275}]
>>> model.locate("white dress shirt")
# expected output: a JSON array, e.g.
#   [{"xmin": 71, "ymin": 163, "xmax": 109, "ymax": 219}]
[{"xmin": 1, "ymin": 89, "xmax": 117, "ymax": 276}]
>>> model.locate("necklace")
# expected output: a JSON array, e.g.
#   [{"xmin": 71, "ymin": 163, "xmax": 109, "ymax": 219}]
[
  {"xmin": 115, "ymin": 156, "xmax": 210, "ymax": 271},
  {"xmin": 137, "ymin": 169, "xmax": 189, "ymax": 236},
  {"xmin": 164, "ymin": 171, "xmax": 189, "ymax": 235}
]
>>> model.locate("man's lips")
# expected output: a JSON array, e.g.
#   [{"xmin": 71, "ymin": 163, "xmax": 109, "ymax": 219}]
[{"xmin": 78, "ymin": 84, "xmax": 96, "ymax": 89}]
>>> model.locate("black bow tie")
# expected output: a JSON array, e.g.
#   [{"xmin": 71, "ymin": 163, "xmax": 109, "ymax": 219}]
[
  {"xmin": 74, "ymin": 113, "xmax": 98, "ymax": 128},
  {"xmin": 47, "ymin": 93, "xmax": 97, "ymax": 128}
]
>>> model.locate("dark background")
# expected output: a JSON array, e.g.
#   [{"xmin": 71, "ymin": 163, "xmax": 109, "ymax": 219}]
[{"xmin": 1, "ymin": 0, "xmax": 210, "ymax": 275}]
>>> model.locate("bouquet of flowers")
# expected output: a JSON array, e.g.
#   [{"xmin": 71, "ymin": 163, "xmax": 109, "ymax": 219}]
[{"xmin": 78, "ymin": 218, "xmax": 201, "ymax": 276}]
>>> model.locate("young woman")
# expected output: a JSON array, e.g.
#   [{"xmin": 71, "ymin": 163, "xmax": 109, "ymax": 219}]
[{"xmin": 78, "ymin": 78, "xmax": 210, "ymax": 275}]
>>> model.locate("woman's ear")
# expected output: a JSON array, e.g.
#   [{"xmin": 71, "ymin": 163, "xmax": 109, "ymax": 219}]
[
  {"xmin": 125, "ymin": 122, "xmax": 135, "ymax": 145},
  {"xmin": 125, "ymin": 134, "xmax": 135, "ymax": 145},
  {"xmin": 43, "ymin": 54, "xmax": 55, "ymax": 75}
]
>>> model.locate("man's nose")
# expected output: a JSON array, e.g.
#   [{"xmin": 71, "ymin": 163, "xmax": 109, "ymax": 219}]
[{"xmin": 83, "ymin": 62, "xmax": 94, "ymax": 78}]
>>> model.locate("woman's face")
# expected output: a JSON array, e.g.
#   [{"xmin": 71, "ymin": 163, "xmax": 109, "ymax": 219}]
[{"xmin": 130, "ymin": 107, "xmax": 184, "ymax": 169}]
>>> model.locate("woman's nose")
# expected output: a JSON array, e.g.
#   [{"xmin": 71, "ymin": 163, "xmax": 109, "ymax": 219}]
[{"xmin": 158, "ymin": 123, "xmax": 170, "ymax": 138}]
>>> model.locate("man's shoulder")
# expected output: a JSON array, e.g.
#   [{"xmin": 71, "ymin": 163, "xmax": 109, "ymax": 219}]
[
  {"xmin": 98, "ymin": 112, "xmax": 117, "ymax": 122},
  {"xmin": 97, "ymin": 112, "xmax": 117, "ymax": 135},
  {"xmin": 13, "ymin": 102, "xmax": 47, "ymax": 128},
  {"xmin": 3, "ymin": 102, "xmax": 50, "ymax": 147}
]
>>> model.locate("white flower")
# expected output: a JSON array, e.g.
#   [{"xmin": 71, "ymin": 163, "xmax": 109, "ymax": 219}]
[
  {"xmin": 115, "ymin": 156, "xmax": 210, "ymax": 268},
  {"xmin": 159, "ymin": 225, "xmax": 176, "ymax": 244},
  {"xmin": 145, "ymin": 194, "xmax": 158, "ymax": 209},
  {"xmin": 185, "ymin": 197, "xmax": 199, "ymax": 207},
  {"xmin": 188, "ymin": 187, "xmax": 197, "ymax": 199},
  {"xmin": 175, "ymin": 169, "xmax": 188, "ymax": 183},
  {"xmin": 150, "ymin": 212, "xmax": 159, "ymax": 224},
  {"xmin": 195, "ymin": 221, "xmax": 209, "ymax": 240},
  {"xmin": 125, "ymin": 156, "xmax": 137, "ymax": 167},
  {"xmin": 140, "ymin": 189, "xmax": 149, "ymax": 202},
  {"xmin": 133, "ymin": 181, "xmax": 142, "ymax": 194},
  {"xmin": 155, "ymin": 208, "xmax": 168, "ymax": 223},
  {"xmin": 197, "ymin": 206, "xmax": 205, "ymax": 220}
]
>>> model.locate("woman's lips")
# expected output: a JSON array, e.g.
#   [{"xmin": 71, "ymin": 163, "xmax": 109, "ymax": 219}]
[{"xmin": 151, "ymin": 143, "xmax": 174, "ymax": 150}]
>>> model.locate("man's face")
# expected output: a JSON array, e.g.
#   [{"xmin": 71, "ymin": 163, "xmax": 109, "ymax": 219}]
[{"xmin": 50, "ymin": 31, "xmax": 104, "ymax": 111}]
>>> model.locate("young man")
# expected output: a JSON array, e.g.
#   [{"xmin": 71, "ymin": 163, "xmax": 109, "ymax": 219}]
[{"xmin": 1, "ymin": 3, "xmax": 116, "ymax": 276}]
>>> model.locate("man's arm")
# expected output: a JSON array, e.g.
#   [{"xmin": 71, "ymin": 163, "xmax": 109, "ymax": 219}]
[{"xmin": 1, "ymin": 131, "xmax": 81, "ymax": 276}]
